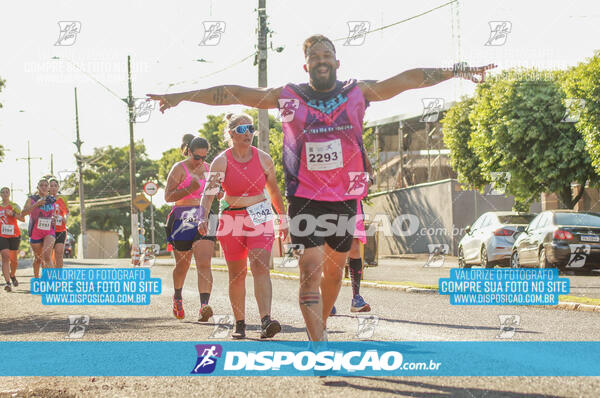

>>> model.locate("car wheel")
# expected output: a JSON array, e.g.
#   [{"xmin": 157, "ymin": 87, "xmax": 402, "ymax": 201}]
[
  {"xmin": 511, "ymin": 251, "xmax": 520, "ymax": 268},
  {"xmin": 481, "ymin": 246, "xmax": 494, "ymax": 268},
  {"xmin": 458, "ymin": 247, "xmax": 471, "ymax": 269},
  {"xmin": 538, "ymin": 247, "xmax": 550, "ymax": 269}
]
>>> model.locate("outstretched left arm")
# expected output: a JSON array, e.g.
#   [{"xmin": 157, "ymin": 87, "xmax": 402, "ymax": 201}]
[{"xmin": 358, "ymin": 63, "xmax": 497, "ymax": 102}]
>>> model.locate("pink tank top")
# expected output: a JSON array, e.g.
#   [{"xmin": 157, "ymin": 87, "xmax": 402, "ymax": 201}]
[
  {"xmin": 177, "ymin": 161, "xmax": 208, "ymax": 201},
  {"xmin": 278, "ymin": 79, "xmax": 369, "ymax": 201},
  {"xmin": 221, "ymin": 146, "xmax": 265, "ymax": 197}
]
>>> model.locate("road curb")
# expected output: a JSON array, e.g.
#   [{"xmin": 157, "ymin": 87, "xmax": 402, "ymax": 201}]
[
  {"xmin": 554, "ymin": 302, "xmax": 600, "ymax": 312},
  {"xmin": 163, "ymin": 263, "xmax": 600, "ymax": 312}
]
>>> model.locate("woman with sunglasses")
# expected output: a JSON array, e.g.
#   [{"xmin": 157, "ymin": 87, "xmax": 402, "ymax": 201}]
[
  {"xmin": 21, "ymin": 177, "xmax": 57, "ymax": 278},
  {"xmin": 198, "ymin": 113, "xmax": 287, "ymax": 339},
  {"xmin": 164, "ymin": 136, "xmax": 217, "ymax": 322}
]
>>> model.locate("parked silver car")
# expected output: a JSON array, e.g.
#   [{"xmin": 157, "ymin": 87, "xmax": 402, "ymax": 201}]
[{"xmin": 458, "ymin": 212, "xmax": 537, "ymax": 268}]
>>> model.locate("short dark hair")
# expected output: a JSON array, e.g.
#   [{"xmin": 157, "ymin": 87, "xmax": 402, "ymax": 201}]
[
  {"xmin": 303, "ymin": 34, "xmax": 336, "ymax": 57},
  {"xmin": 189, "ymin": 137, "xmax": 209, "ymax": 153}
]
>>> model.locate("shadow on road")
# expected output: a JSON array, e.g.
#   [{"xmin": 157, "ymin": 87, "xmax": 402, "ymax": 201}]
[
  {"xmin": 0, "ymin": 315, "xmax": 174, "ymax": 336},
  {"xmin": 323, "ymin": 377, "xmax": 562, "ymax": 397},
  {"xmin": 331, "ymin": 313, "xmax": 541, "ymax": 334}
]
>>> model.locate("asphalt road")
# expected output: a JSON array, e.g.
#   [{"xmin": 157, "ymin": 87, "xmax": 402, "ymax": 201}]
[{"xmin": 1, "ymin": 260, "xmax": 600, "ymax": 397}]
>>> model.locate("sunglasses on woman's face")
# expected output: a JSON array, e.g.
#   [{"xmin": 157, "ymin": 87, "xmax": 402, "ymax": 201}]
[
  {"xmin": 192, "ymin": 154, "xmax": 206, "ymax": 161},
  {"xmin": 233, "ymin": 124, "xmax": 255, "ymax": 134}
]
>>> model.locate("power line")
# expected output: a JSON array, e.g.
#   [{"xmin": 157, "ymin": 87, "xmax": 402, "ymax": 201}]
[
  {"xmin": 333, "ymin": 0, "xmax": 458, "ymax": 41},
  {"xmin": 52, "ymin": 57, "xmax": 123, "ymax": 101},
  {"xmin": 164, "ymin": 52, "xmax": 257, "ymax": 90}
]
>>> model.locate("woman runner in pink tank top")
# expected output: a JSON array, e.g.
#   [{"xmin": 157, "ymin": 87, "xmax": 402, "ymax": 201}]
[
  {"xmin": 164, "ymin": 136, "xmax": 218, "ymax": 322},
  {"xmin": 198, "ymin": 113, "xmax": 287, "ymax": 339}
]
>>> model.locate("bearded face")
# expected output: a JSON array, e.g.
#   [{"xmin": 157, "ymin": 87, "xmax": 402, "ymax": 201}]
[{"xmin": 305, "ymin": 42, "xmax": 339, "ymax": 92}]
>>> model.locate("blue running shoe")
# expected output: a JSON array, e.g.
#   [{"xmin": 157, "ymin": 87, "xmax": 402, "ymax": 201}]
[
  {"xmin": 330, "ymin": 305, "xmax": 337, "ymax": 316},
  {"xmin": 351, "ymin": 295, "xmax": 371, "ymax": 312}
]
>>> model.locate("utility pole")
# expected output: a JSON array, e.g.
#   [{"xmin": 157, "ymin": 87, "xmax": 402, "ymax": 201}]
[
  {"xmin": 17, "ymin": 141, "xmax": 42, "ymax": 196},
  {"xmin": 74, "ymin": 87, "xmax": 87, "ymax": 258},
  {"xmin": 50, "ymin": 154, "xmax": 54, "ymax": 175},
  {"xmin": 126, "ymin": 55, "xmax": 139, "ymax": 256},
  {"xmin": 257, "ymin": 0, "xmax": 270, "ymax": 154}
]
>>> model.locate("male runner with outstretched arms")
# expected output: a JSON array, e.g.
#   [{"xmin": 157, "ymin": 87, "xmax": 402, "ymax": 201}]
[{"xmin": 148, "ymin": 34, "xmax": 495, "ymax": 341}]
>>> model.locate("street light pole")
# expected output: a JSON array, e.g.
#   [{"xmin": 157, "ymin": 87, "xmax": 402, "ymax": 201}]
[
  {"xmin": 17, "ymin": 141, "xmax": 42, "ymax": 196},
  {"xmin": 257, "ymin": 0, "xmax": 270, "ymax": 154},
  {"xmin": 126, "ymin": 55, "xmax": 139, "ymax": 256},
  {"xmin": 74, "ymin": 87, "xmax": 87, "ymax": 258}
]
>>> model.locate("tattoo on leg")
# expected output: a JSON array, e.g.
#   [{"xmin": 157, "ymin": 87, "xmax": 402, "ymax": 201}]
[
  {"xmin": 213, "ymin": 87, "xmax": 227, "ymax": 104},
  {"xmin": 300, "ymin": 291, "xmax": 320, "ymax": 307}
]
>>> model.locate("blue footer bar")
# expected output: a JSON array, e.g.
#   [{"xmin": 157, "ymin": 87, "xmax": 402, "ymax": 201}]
[{"xmin": 1, "ymin": 341, "xmax": 599, "ymax": 376}]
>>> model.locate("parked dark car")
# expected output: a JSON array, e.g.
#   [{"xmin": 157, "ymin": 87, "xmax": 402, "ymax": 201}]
[{"xmin": 511, "ymin": 210, "xmax": 600, "ymax": 273}]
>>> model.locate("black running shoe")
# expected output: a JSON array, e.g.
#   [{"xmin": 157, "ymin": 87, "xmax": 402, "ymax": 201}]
[
  {"xmin": 4, "ymin": 283, "xmax": 11, "ymax": 292},
  {"xmin": 11, "ymin": 277, "xmax": 18, "ymax": 287},
  {"xmin": 260, "ymin": 318, "xmax": 281, "ymax": 339},
  {"xmin": 231, "ymin": 320, "xmax": 246, "ymax": 339}
]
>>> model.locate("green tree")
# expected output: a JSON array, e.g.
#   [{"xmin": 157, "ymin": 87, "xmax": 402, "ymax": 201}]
[
  {"xmin": 157, "ymin": 147, "xmax": 184, "ymax": 183},
  {"xmin": 64, "ymin": 140, "xmax": 159, "ymax": 256},
  {"xmin": 468, "ymin": 68, "xmax": 597, "ymax": 209},
  {"xmin": 441, "ymin": 96, "xmax": 487, "ymax": 191},
  {"xmin": 562, "ymin": 51, "xmax": 600, "ymax": 174}
]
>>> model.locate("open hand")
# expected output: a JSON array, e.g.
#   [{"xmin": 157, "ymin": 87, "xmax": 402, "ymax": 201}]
[{"xmin": 146, "ymin": 93, "xmax": 183, "ymax": 113}]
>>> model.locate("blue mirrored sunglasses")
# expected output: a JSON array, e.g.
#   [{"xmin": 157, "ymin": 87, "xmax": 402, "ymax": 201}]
[{"xmin": 233, "ymin": 124, "xmax": 255, "ymax": 134}]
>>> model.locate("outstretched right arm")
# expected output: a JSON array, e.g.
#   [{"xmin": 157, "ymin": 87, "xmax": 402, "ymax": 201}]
[{"xmin": 147, "ymin": 85, "xmax": 282, "ymax": 113}]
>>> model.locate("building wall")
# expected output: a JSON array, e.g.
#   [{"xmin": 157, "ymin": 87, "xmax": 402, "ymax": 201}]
[
  {"xmin": 77, "ymin": 229, "xmax": 119, "ymax": 259},
  {"xmin": 363, "ymin": 179, "xmax": 541, "ymax": 256}
]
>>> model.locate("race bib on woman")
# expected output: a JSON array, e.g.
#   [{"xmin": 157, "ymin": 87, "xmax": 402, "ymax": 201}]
[
  {"xmin": 1, "ymin": 224, "xmax": 14, "ymax": 236},
  {"xmin": 37, "ymin": 217, "xmax": 52, "ymax": 231},
  {"xmin": 246, "ymin": 200, "xmax": 274, "ymax": 226}
]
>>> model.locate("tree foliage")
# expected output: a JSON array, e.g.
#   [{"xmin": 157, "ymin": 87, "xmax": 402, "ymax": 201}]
[
  {"xmin": 64, "ymin": 141, "xmax": 159, "ymax": 255},
  {"xmin": 441, "ymin": 96, "xmax": 487, "ymax": 190},
  {"xmin": 562, "ymin": 51, "xmax": 600, "ymax": 175},
  {"xmin": 443, "ymin": 68, "xmax": 598, "ymax": 209}
]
